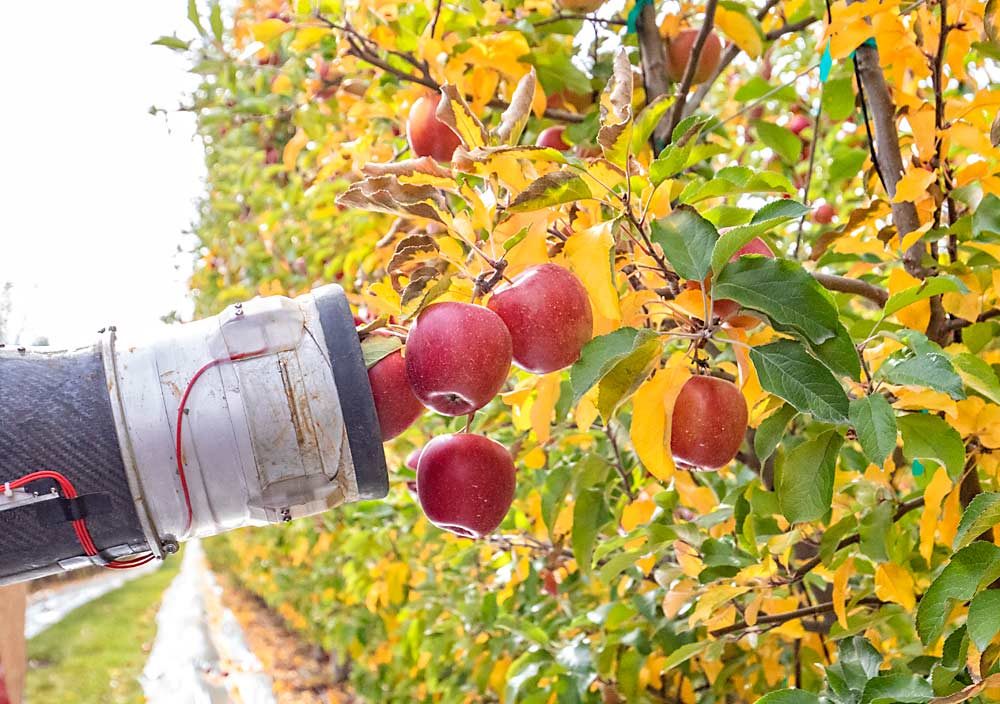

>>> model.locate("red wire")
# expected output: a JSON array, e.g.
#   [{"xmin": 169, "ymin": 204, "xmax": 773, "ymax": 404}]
[
  {"xmin": 3, "ymin": 470, "xmax": 154, "ymax": 568},
  {"xmin": 174, "ymin": 349, "xmax": 266, "ymax": 536}
]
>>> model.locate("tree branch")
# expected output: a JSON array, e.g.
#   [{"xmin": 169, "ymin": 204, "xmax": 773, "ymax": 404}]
[
  {"xmin": 663, "ymin": 0, "xmax": 720, "ymax": 142},
  {"xmin": 811, "ymin": 272, "xmax": 888, "ymax": 306},
  {"xmin": 710, "ymin": 597, "xmax": 884, "ymax": 637},
  {"xmin": 636, "ymin": 0, "xmax": 672, "ymax": 149}
]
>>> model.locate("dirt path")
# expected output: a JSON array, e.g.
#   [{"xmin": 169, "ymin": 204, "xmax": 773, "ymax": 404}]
[{"xmin": 142, "ymin": 540, "xmax": 276, "ymax": 704}]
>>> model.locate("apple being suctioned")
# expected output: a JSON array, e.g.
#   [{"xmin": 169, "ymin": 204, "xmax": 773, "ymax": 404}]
[
  {"xmin": 407, "ymin": 93, "xmax": 461, "ymax": 162},
  {"xmin": 416, "ymin": 433, "xmax": 516, "ymax": 538},
  {"xmin": 670, "ymin": 375, "xmax": 748, "ymax": 469},
  {"xmin": 536, "ymin": 126, "xmax": 570, "ymax": 151},
  {"xmin": 368, "ymin": 349, "xmax": 425, "ymax": 440},
  {"xmin": 487, "ymin": 264, "xmax": 593, "ymax": 374},
  {"xmin": 405, "ymin": 302, "xmax": 513, "ymax": 415},
  {"xmin": 665, "ymin": 29, "xmax": 723, "ymax": 84}
]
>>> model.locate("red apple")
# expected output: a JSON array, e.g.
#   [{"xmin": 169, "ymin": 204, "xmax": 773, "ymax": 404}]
[
  {"xmin": 814, "ymin": 203, "xmax": 835, "ymax": 224},
  {"xmin": 788, "ymin": 114, "xmax": 810, "ymax": 135},
  {"xmin": 406, "ymin": 448, "xmax": 422, "ymax": 470},
  {"xmin": 407, "ymin": 93, "xmax": 461, "ymax": 162},
  {"xmin": 732, "ymin": 237, "xmax": 774, "ymax": 259},
  {"xmin": 665, "ymin": 29, "xmax": 723, "ymax": 84},
  {"xmin": 670, "ymin": 376, "xmax": 748, "ymax": 469},
  {"xmin": 368, "ymin": 350, "xmax": 425, "ymax": 440},
  {"xmin": 405, "ymin": 302, "xmax": 513, "ymax": 415},
  {"xmin": 416, "ymin": 433, "xmax": 516, "ymax": 538},
  {"xmin": 487, "ymin": 264, "xmax": 593, "ymax": 373},
  {"xmin": 536, "ymin": 125, "xmax": 570, "ymax": 151}
]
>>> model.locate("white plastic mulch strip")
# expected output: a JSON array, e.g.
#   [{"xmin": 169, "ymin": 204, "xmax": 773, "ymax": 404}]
[
  {"xmin": 25, "ymin": 560, "xmax": 161, "ymax": 639},
  {"xmin": 141, "ymin": 539, "xmax": 276, "ymax": 704}
]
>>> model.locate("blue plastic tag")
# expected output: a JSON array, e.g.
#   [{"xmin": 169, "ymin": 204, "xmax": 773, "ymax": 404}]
[
  {"xmin": 819, "ymin": 42, "xmax": 833, "ymax": 82},
  {"xmin": 627, "ymin": 0, "xmax": 654, "ymax": 34}
]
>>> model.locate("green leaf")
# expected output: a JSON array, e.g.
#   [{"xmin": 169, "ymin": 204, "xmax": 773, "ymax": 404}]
[
  {"xmin": 361, "ymin": 334, "xmax": 403, "ymax": 369},
  {"xmin": 631, "ymin": 95, "xmax": 675, "ymax": 155},
  {"xmin": 754, "ymin": 403, "xmax": 798, "ymax": 462},
  {"xmin": 849, "ymin": 395, "xmax": 898, "ymax": 467},
  {"xmin": 962, "ymin": 321, "xmax": 999, "ymax": 354},
  {"xmin": 883, "ymin": 276, "xmax": 969, "ymax": 318},
  {"xmin": 954, "ymin": 492, "xmax": 1000, "ymax": 550},
  {"xmin": 967, "ymin": 590, "xmax": 1000, "ymax": 651},
  {"xmin": 859, "ymin": 674, "xmax": 933, "ymax": 704},
  {"xmin": 898, "ymin": 413, "xmax": 965, "ymax": 478},
  {"xmin": 679, "ymin": 170, "xmax": 795, "ymax": 204},
  {"xmin": 878, "ymin": 352, "xmax": 966, "ymax": 400},
  {"xmin": 188, "ymin": 0, "xmax": 206, "ymax": 35},
  {"xmin": 714, "ymin": 257, "xmax": 841, "ymax": 345},
  {"xmin": 152, "ymin": 35, "xmax": 192, "ymax": 51},
  {"xmin": 573, "ymin": 487, "xmax": 606, "ymax": 575},
  {"xmin": 210, "ymin": 1, "xmax": 224, "ymax": 41},
  {"xmin": 505, "ymin": 169, "xmax": 592, "ymax": 216},
  {"xmin": 811, "ymin": 323, "xmax": 862, "ymax": 380},
  {"xmin": 649, "ymin": 144, "xmax": 693, "ymax": 185},
  {"xmin": 826, "ymin": 636, "xmax": 883, "ymax": 701},
  {"xmin": 858, "ymin": 501, "xmax": 892, "ymax": 562},
  {"xmin": 571, "ymin": 328, "xmax": 658, "ymax": 402},
  {"xmin": 972, "ymin": 193, "xmax": 1000, "ymax": 237},
  {"xmin": 660, "ymin": 641, "xmax": 710, "ymax": 671},
  {"xmin": 528, "ymin": 52, "xmax": 592, "ymax": 96},
  {"xmin": 650, "ymin": 206, "xmax": 719, "ymax": 281},
  {"xmin": 829, "ymin": 147, "xmax": 869, "ymax": 185},
  {"xmin": 916, "ymin": 542, "xmax": 1000, "ymax": 644},
  {"xmin": 754, "ymin": 120, "xmax": 802, "ymax": 162},
  {"xmin": 749, "ymin": 341, "xmax": 850, "ymax": 425},
  {"xmin": 755, "ymin": 690, "xmax": 821, "ymax": 704},
  {"xmin": 596, "ymin": 335, "xmax": 663, "ymax": 421},
  {"xmin": 822, "ymin": 77, "xmax": 856, "ymax": 122},
  {"xmin": 952, "ymin": 352, "xmax": 1000, "ymax": 404},
  {"xmin": 710, "ymin": 200, "xmax": 808, "ymax": 273},
  {"xmin": 775, "ymin": 428, "xmax": 844, "ymax": 523}
]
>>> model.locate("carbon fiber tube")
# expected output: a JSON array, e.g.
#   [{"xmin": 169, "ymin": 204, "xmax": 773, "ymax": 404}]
[{"xmin": 0, "ymin": 345, "xmax": 149, "ymax": 584}]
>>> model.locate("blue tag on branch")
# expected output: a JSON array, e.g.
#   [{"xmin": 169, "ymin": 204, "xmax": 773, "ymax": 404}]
[
  {"xmin": 912, "ymin": 459, "xmax": 925, "ymax": 477},
  {"xmin": 819, "ymin": 42, "xmax": 833, "ymax": 82},
  {"xmin": 627, "ymin": 0, "xmax": 654, "ymax": 34}
]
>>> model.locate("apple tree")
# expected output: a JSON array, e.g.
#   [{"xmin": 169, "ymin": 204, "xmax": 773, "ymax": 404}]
[{"xmin": 164, "ymin": 0, "xmax": 1000, "ymax": 701}]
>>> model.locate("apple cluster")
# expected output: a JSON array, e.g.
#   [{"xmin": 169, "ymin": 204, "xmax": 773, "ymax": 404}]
[{"xmin": 365, "ymin": 263, "xmax": 593, "ymax": 538}]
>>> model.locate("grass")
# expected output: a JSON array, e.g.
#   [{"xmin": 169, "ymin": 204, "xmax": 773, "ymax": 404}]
[{"xmin": 25, "ymin": 554, "xmax": 182, "ymax": 704}]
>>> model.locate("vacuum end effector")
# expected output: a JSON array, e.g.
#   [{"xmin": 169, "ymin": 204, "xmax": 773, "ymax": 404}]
[{"xmin": 0, "ymin": 284, "xmax": 387, "ymax": 585}]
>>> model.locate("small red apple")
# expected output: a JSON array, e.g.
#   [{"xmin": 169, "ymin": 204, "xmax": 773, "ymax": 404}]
[
  {"xmin": 416, "ymin": 433, "xmax": 516, "ymax": 538},
  {"xmin": 487, "ymin": 264, "xmax": 593, "ymax": 373},
  {"xmin": 368, "ymin": 350, "xmax": 425, "ymax": 440},
  {"xmin": 732, "ymin": 237, "xmax": 774, "ymax": 259},
  {"xmin": 405, "ymin": 302, "xmax": 513, "ymax": 415},
  {"xmin": 406, "ymin": 448, "xmax": 422, "ymax": 470},
  {"xmin": 788, "ymin": 115, "xmax": 810, "ymax": 135},
  {"xmin": 670, "ymin": 376, "xmax": 748, "ymax": 469},
  {"xmin": 536, "ymin": 126, "xmax": 570, "ymax": 151},
  {"xmin": 814, "ymin": 203, "xmax": 835, "ymax": 224},
  {"xmin": 665, "ymin": 29, "xmax": 723, "ymax": 84},
  {"xmin": 407, "ymin": 93, "xmax": 461, "ymax": 162}
]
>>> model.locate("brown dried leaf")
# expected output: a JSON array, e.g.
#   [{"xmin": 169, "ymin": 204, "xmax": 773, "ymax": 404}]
[
  {"xmin": 436, "ymin": 85, "xmax": 488, "ymax": 149},
  {"xmin": 597, "ymin": 50, "xmax": 634, "ymax": 167},
  {"xmin": 809, "ymin": 202, "xmax": 886, "ymax": 260},
  {"xmin": 387, "ymin": 235, "xmax": 440, "ymax": 274},
  {"xmin": 991, "ymin": 112, "xmax": 1000, "ymax": 148},
  {"xmin": 503, "ymin": 169, "xmax": 593, "ymax": 218},
  {"xmin": 335, "ymin": 175, "xmax": 448, "ymax": 222},
  {"xmin": 495, "ymin": 68, "xmax": 536, "ymax": 146},
  {"xmin": 362, "ymin": 157, "xmax": 453, "ymax": 179}
]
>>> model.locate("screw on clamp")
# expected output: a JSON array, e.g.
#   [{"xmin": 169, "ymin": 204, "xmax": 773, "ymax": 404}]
[{"xmin": 161, "ymin": 536, "xmax": 180, "ymax": 554}]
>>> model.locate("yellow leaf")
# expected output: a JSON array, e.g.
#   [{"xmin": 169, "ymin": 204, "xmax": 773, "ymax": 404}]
[
  {"xmin": 888, "ymin": 268, "xmax": 930, "ymax": 332},
  {"xmin": 564, "ymin": 222, "xmax": 621, "ymax": 322},
  {"xmin": 574, "ymin": 388, "xmax": 600, "ymax": 431},
  {"xmin": 290, "ymin": 25, "xmax": 331, "ymax": 52},
  {"xmin": 920, "ymin": 468, "xmax": 952, "ymax": 562},
  {"xmin": 892, "ymin": 168, "xmax": 936, "ymax": 204},
  {"xmin": 282, "ymin": 128, "xmax": 309, "ymax": 171},
  {"xmin": 530, "ymin": 372, "xmax": 561, "ymax": 444},
  {"xmin": 252, "ymin": 18, "xmax": 291, "ymax": 43},
  {"xmin": 630, "ymin": 368, "xmax": 674, "ymax": 481},
  {"xmin": 523, "ymin": 446, "xmax": 546, "ymax": 469},
  {"xmin": 833, "ymin": 558, "xmax": 853, "ymax": 628},
  {"xmin": 715, "ymin": 6, "xmax": 763, "ymax": 59},
  {"xmin": 874, "ymin": 562, "xmax": 916, "ymax": 611},
  {"xmin": 622, "ymin": 494, "xmax": 657, "ymax": 531},
  {"xmin": 939, "ymin": 485, "xmax": 963, "ymax": 548},
  {"xmin": 271, "ymin": 72, "xmax": 293, "ymax": 95}
]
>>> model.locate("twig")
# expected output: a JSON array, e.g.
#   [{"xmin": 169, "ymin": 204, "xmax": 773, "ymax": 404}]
[
  {"xmin": 429, "ymin": 0, "xmax": 444, "ymax": 38},
  {"xmin": 710, "ymin": 597, "xmax": 884, "ymax": 637},
  {"xmin": 532, "ymin": 13, "xmax": 627, "ymax": 26},
  {"xmin": 605, "ymin": 424, "xmax": 637, "ymax": 501},
  {"xmin": 931, "ymin": 0, "xmax": 952, "ymax": 229},
  {"xmin": 811, "ymin": 272, "xmax": 888, "ymax": 306},
  {"xmin": 663, "ymin": 0, "xmax": 720, "ymax": 141}
]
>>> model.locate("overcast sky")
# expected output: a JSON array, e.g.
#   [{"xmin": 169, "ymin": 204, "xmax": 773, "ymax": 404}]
[{"xmin": 0, "ymin": 2, "xmax": 203, "ymax": 347}]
